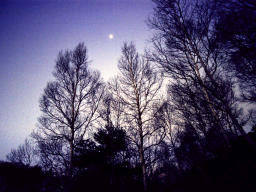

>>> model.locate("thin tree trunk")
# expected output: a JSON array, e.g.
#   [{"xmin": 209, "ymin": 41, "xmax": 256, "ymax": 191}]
[
  {"xmin": 69, "ymin": 140, "xmax": 74, "ymax": 177},
  {"xmin": 69, "ymin": 126, "xmax": 75, "ymax": 177},
  {"xmin": 194, "ymin": 62, "xmax": 231, "ymax": 147},
  {"xmin": 138, "ymin": 111, "xmax": 147, "ymax": 191},
  {"xmin": 139, "ymin": 140, "xmax": 147, "ymax": 192}
]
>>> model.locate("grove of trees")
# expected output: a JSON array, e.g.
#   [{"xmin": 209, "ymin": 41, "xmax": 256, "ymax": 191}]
[{"xmin": 4, "ymin": 0, "xmax": 256, "ymax": 192}]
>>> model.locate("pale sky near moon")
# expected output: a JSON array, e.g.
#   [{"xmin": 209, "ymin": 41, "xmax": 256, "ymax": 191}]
[{"xmin": 0, "ymin": 0, "xmax": 154, "ymax": 160}]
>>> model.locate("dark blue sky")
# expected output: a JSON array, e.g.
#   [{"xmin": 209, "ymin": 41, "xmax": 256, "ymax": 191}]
[{"xmin": 0, "ymin": 0, "xmax": 154, "ymax": 159}]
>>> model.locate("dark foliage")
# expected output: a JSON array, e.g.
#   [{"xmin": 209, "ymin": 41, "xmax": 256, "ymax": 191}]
[
  {"xmin": 94, "ymin": 125, "xmax": 127, "ymax": 161},
  {"xmin": 2, "ymin": 130, "xmax": 256, "ymax": 192},
  {"xmin": 147, "ymin": 129, "xmax": 256, "ymax": 192},
  {"xmin": 0, "ymin": 162, "xmax": 60, "ymax": 192},
  {"xmin": 70, "ymin": 125, "xmax": 142, "ymax": 192}
]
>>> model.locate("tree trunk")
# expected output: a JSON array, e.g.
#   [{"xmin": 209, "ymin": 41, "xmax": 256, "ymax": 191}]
[
  {"xmin": 69, "ymin": 127, "xmax": 75, "ymax": 177},
  {"xmin": 194, "ymin": 62, "xmax": 231, "ymax": 147},
  {"xmin": 69, "ymin": 140, "xmax": 74, "ymax": 177},
  {"xmin": 139, "ymin": 142, "xmax": 147, "ymax": 192},
  {"xmin": 138, "ymin": 108, "xmax": 147, "ymax": 191}
]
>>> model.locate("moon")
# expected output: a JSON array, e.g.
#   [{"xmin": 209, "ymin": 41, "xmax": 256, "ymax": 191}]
[{"xmin": 108, "ymin": 34, "xmax": 114, "ymax": 40}]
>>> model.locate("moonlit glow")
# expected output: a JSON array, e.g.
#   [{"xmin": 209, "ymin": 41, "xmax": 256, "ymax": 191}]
[{"xmin": 108, "ymin": 34, "xmax": 114, "ymax": 39}]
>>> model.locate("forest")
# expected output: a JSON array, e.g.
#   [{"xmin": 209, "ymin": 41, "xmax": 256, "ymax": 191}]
[{"xmin": 1, "ymin": 0, "xmax": 256, "ymax": 191}]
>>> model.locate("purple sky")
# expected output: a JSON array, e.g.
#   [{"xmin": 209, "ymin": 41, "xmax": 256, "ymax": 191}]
[{"xmin": 0, "ymin": 0, "xmax": 154, "ymax": 160}]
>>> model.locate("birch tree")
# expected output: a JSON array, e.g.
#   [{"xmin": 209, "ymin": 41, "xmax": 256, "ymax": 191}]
[
  {"xmin": 33, "ymin": 43, "xmax": 104, "ymax": 175},
  {"xmin": 109, "ymin": 42, "xmax": 164, "ymax": 191}
]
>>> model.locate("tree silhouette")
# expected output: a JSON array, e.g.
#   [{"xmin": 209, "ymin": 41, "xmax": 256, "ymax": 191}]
[
  {"xmin": 109, "ymin": 42, "xmax": 164, "ymax": 191},
  {"xmin": 32, "ymin": 43, "xmax": 104, "ymax": 176},
  {"xmin": 94, "ymin": 125, "xmax": 127, "ymax": 164},
  {"xmin": 6, "ymin": 138, "xmax": 36, "ymax": 166}
]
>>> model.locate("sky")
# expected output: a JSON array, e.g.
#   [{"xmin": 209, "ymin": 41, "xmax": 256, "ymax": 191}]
[{"xmin": 0, "ymin": 0, "xmax": 154, "ymax": 160}]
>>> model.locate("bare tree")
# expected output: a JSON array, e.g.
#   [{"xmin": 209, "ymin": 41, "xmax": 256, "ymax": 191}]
[
  {"xmin": 6, "ymin": 138, "xmax": 36, "ymax": 166},
  {"xmin": 32, "ymin": 43, "xmax": 104, "ymax": 176},
  {"xmin": 109, "ymin": 42, "xmax": 164, "ymax": 191},
  {"xmin": 149, "ymin": 0, "xmax": 256, "ymax": 148}
]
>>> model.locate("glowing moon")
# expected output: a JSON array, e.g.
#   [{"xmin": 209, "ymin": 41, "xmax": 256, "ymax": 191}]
[{"xmin": 108, "ymin": 34, "xmax": 114, "ymax": 39}]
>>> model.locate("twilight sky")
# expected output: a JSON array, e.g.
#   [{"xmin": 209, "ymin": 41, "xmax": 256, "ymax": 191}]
[{"xmin": 0, "ymin": 0, "xmax": 154, "ymax": 160}]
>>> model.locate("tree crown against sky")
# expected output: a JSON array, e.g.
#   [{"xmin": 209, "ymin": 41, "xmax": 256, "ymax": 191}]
[
  {"xmin": 106, "ymin": 42, "xmax": 165, "ymax": 191},
  {"xmin": 32, "ymin": 43, "xmax": 104, "ymax": 175}
]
